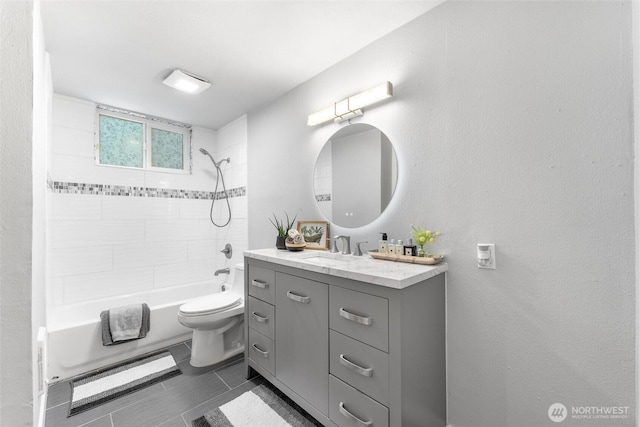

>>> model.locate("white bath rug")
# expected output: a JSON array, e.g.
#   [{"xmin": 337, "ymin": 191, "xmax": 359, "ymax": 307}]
[
  {"xmin": 192, "ymin": 382, "xmax": 321, "ymax": 427},
  {"xmin": 68, "ymin": 350, "xmax": 181, "ymax": 417}
]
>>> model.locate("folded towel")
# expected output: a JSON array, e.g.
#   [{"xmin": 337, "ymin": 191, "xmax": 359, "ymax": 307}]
[
  {"xmin": 100, "ymin": 303, "xmax": 150, "ymax": 346},
  {"xmin": 110, "ymin": 304, "xmax": 143, "ymax": 341}
]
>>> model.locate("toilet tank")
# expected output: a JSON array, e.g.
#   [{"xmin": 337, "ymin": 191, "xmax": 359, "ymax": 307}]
[{"xmin": 228, "ymin": 262, "xmax": 244, "ymax": 297}]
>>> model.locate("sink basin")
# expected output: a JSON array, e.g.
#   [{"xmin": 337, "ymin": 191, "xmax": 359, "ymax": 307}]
[{"xmin": 298, "ymin": 252, "xmax": 365, "ymax": 267}]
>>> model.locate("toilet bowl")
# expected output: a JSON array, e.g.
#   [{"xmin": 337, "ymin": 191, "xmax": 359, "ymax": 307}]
[{"xmin": 178, "ymin": 263, "xmax": 245, "ymax": 367}]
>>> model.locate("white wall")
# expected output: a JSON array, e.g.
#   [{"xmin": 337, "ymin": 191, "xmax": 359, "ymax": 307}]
[
  {"xmin": 32, "ymin": 1, "xmax": 51, "ymax": 424},
  {"xmin": 48, "ymin": 95, "xmax": 247, "ymax": 312},
  {"xmin": 248, "ymin": 2, "xmax": 635, "ymax": 426},
  {"xmin": 0, "ymin": 1, "xmax": 35, "ymax": 425}
]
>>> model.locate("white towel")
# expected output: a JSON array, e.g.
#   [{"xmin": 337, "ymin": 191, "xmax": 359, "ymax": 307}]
[{"xmin": 109, "ymin": 304, "xmax": 143, "ymax": 342}]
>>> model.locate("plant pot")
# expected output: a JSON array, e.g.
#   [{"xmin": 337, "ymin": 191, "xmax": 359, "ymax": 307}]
[{"xmin": 276, "ymin": 236, "xmax": 287, "ymax": 250}]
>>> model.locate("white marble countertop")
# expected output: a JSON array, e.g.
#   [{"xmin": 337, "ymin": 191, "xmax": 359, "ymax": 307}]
[{"xmin": 244, "ymin": 248, "xmax": 447, "ymax": 290}]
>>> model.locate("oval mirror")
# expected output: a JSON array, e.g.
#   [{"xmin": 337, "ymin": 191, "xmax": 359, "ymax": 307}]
[{"xmin": 313, "ymin": 124, "xmax": 398, "ymax": 228}]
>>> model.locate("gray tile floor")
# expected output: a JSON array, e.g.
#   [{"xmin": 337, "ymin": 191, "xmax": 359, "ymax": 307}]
[{"xmin": 44, "ymin": 341, "xmax": 265, "ymax": 427}]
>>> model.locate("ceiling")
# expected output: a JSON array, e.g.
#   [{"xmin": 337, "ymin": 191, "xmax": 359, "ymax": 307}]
[{"xmin": 41, "ymin": 0, "xmax": 442, "ymax": 130}]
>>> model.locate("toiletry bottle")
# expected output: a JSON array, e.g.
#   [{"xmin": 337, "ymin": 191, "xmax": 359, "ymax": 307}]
[
  {"xmin": 405, "ymin": 238, "xmax": 417, "ymax": 256},
  {"xmin": 379, "ymin": 233, "xmax": 388, "ymax": 254},
  {"xmin": 396, "ymin": 240, "xmax": 403, "ymax": 256},
  {"xmin": 388, "ymin": 239, "xmax": 396, "ymax": 255}
]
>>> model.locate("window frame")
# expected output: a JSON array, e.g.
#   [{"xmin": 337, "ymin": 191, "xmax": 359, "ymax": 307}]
[{"xmin": 94, "ymin": 108, "xmax": 192, "ymax": 174}]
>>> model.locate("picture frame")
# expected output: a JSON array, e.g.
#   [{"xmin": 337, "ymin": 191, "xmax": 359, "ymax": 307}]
[{"xmin": 297, "ymin": 221, "xmax": 330, "ymax": 250}]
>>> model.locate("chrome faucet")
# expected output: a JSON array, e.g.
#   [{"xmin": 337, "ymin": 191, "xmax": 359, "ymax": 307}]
[
  {"xmin": 334, "ymin": 235, "xmax": 351, "ymax": 255},
  {"xmin": 353, "ymin": 241, "xmax": 368, "ymax": 256},
  {"xmin": 214, "ymin": 267, "xmax": 230, "ymax": 276}
]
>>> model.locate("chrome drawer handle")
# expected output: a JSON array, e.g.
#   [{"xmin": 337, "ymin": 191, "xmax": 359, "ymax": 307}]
[
  {"xmin": 286, "ymin": 291, "xmax": 310, "ymax": 304},
  {"xmin": 251, "ymin": 279, "xmax": 269, "ymax": 289},
  {"xmin": 339, "ymin": 308, "xmax": 372, "ymax": 325},
  {"xmin": 339, "ymin": 402, "xmax": 372, "ymax": 427},
  {"xmin": 339, "ymin": 354, "xmax": 373, "ymax": 377},
  {"xmin": 251, "ymin": 312, "xmax": 269, "ymax": 323},
  {"xmin": 252, "ymin": 343, "xmax": 269, "ymax": 358}
]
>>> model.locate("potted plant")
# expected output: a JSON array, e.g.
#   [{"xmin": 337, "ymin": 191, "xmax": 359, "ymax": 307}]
[
  {"xmin": 411, "ymin": 225, "xmax": 442, "ymax": 257},
  {"xmin": 269, "ymin": 212, "xmax": 297, "ymax": 249}
]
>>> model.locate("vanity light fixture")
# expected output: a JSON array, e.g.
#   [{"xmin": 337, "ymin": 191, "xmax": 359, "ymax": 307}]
[
  {"xmin": 307, "ymin": 81, "xmax": 393, "ymax": 126},
  {"xmin": 162, "ymin": 69, "xmax": 211, "ymax": 94}
]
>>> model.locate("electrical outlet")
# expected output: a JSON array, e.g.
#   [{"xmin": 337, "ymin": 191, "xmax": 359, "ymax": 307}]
[{"xmin": 477, "ymin": 243, "xmax": 496, "ymax": 269}]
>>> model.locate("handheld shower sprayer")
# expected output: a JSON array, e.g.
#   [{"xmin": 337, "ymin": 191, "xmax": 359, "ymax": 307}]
[
  {"xmin": 200, "ymin": 147, "xmax": 232, "ymax": 227},
  {"xmin": 199, "ymin": 148, "xmax": 230, "ymax": 168}
]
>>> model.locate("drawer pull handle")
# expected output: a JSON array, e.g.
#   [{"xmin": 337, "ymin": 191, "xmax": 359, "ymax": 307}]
[
  {"xmin": 339, "ymin": 354, "xmax": 373, "ymax": 377},
  {"xmin": 339, "ymin": 308, "xmax": 372, "ymax": 325},
  {"xmin": 251, "ymin": 279, "xmax": 269, "ymax": 289},
  {"xmin": 251, "ymin": 312, "xmax": 269, "ymax": 323},
  {"xmin": 252, "ymin": 343, "xmax": 269, "ymax": 358},
  {"xmin": 287, "ymin": 291, "xmax": 310, "ymax": 304},
  {"xmin": 339, "ymin": 402, "xmax": 372, "ymax": 427}
]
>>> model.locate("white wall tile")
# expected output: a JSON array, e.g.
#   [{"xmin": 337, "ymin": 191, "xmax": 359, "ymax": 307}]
[
  {"xmin": 52, "ymin": 153, "xmax": 145, "ymax": 187},
  {"xmin": 52, "ymin": 220, "xmax": 145, "ymax": 248},
  {"xmin": 179, "ymin": 199, "xmax": 211, "ymax": 220},
  {"xmin": 63, "ymin": 267, "xmax": 154, "ymax": 304},
  {"xmin": 52, "ymin": 125, "xmax": 94, "ymax": 157},
  {"xmin": 144, "ymin": 219, "xmax": 211, "ymax": 242},
  {"xmin": 52, "ymin": 95, "xmax": 95, "ymax": 131},
  {"xmin": 52, "ymin": 246, "xmax": 113, "ymax": 277},
  {"xmin": 51, "ymin": 193, "xmax": 102, "ymax": 220},
  {"xmin": 103, "ymin": 196, "xmax": 180, "ymax": 220},
  {"xmin": 113, "ymin": 241, "xmax": 188, "ymax": 269},
  {"xmin": 154, "ymin": 259, "xmax": 217, "ymax": 288},
  {"xmin": 188, "ymin": 239, "xmax": 220, "ymax": 261}
]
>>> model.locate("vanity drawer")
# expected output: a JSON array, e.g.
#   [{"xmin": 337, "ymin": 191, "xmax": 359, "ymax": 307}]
[
  {"xmin": 248, "ymin": 328, "xmax": 275, "ymax": 376},
  {"xmin": 330, "ymin": 330, "xmax": 389, "ymax": 405},
  {"xmin": 330, "ymin": 286, "xmax": 389, "ymax": 352},
  {"xmin": 248, "ymin": 296, "xmax": 275, "ymax": 339},
  {"xmin": 248, "ymin": 265, "xmax": 276, "ymax": 304},
  {"xmin": 329, "ymin": 375, "xmax": 389, "ymax": 427}
]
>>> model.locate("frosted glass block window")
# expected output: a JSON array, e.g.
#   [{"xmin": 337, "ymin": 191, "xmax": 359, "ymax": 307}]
[
  {"xmin": 98, "ymin": 115, "xmax": 144, "ymax": 168},
  {"xmin": 151, "ymin": 128, "xmax": 183, "ymax": 169},
  {"xmin": 96, "ymin": 109, "xmax": 191, "ymax": 174}
]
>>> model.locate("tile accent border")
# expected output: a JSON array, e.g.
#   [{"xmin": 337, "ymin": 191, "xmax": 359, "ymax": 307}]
[
  {"xmin": 51, "ymin": 181, "xmax": 246, "ymax": 200},
  {"xmin": 315, "ymin": 193, "xmax": 331, "ymax": 202}
]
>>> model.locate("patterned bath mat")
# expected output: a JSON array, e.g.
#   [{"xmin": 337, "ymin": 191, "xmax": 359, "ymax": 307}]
[
  {"xmin": 192, "ymin": 382, "xmax": 321, "ymax": 427},
  {"xmin": 68, "ymin": 350, "xmax": 181, "ymax": 417}
]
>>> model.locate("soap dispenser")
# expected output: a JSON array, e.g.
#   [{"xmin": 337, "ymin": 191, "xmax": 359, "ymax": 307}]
[
  {"xmin": 388, "ymin": 239, "xmax": 396, "ymax": 255},
  {"xmin": 379, "ymin": 233, "xmax": 388, "ymax": 254}
]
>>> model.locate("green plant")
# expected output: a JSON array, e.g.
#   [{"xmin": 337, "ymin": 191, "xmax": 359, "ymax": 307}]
[
  {"xmin": 269, "ymin": 212, "xmax": 297, "ymax": 237},
  {"xmin": 411, "ymin": 225, "xmax": 441, "ymax": 256}
]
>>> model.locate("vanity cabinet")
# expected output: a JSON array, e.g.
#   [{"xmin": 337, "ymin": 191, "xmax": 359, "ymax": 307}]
[
  {"xmin": 275, "ymin": 272, "xmax": 328, "ymax": 414},
  {"xmin": 244, "ymin": 254, "xmax": 446, "ymax": 427}
]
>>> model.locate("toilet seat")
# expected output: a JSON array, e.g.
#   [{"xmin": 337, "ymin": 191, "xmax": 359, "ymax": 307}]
[{"xmin": 179, "ymin": 293, "xmax": 242, "ymax": 317}]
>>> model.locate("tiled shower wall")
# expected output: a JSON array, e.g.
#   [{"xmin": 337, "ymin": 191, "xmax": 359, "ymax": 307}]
[{"xmin": 48, "ymin": 95, "xmax": 248, "ymax": 311}]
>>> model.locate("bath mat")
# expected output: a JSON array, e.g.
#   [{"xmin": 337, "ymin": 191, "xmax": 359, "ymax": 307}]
[
  {"xmin": 68, "ymin": 350, "xmax": 181, "ymax": 417},
  {"xmin": 192, "ymin": 382, "xmax": 321, "ymax": 427}
]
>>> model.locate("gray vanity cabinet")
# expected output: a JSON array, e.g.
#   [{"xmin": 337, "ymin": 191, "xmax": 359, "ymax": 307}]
[
  {"xmin": 275, "ymin": 272, "xmax": 328, "ymax": 414},
  {"xmin": 244, "ymin": 256, "xmax": 446, "ymax": 427}
]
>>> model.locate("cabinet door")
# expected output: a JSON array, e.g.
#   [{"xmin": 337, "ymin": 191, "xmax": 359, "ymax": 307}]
[{"xmin": 276, "ymin": 272, "xmax": 328, "ymax": 415}]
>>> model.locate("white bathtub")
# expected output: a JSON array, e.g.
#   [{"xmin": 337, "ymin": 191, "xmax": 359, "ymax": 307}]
[{"xmin": 47, "ymin": 280, "xmax": 224, "ymax": 381}]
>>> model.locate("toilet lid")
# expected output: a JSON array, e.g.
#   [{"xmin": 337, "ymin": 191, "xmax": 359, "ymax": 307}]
[{"xmin": 179, "ymin": 293, "xmax": 242, "ymax": 316}]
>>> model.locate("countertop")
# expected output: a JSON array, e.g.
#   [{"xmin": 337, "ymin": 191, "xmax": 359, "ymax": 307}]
[{"xmin": 244, "ymin": 247, "xmax": 447, "ymax": 290}]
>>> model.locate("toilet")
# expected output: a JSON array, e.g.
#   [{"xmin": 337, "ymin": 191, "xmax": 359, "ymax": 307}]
[{"xmin": 178, "ymin": 263, "xmax": 245, "ymax": 367}]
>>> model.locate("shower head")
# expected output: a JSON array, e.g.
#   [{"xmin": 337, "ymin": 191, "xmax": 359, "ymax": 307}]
[{"xmin": 199, "ymin": 148, "xmax": 230, "ymax": 168}]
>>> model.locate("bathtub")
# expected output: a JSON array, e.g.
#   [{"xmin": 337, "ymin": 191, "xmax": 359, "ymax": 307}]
[{"xmin": 47, "ymin": 279, "xmax": 225, "ymax": 381}]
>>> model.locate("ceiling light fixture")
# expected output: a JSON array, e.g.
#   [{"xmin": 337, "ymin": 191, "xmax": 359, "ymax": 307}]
[
  {"xmin": 307, "ymin": 82, "xmax": 393, "ymax": 126},
  {"xmin": 162, "ymin": 69, "xmax": 211, "ymax": 94}
]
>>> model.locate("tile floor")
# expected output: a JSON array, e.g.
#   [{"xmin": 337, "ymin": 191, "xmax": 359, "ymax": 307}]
[{"xmin": 44, "ymin": 341, "xmax": 265, "ymax": 427}]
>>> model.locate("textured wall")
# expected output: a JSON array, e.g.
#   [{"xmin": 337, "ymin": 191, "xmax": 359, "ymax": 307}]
[
  {"xmin": 0, "ymin": 1, "xmax": 35, "ymax": 425},
  {"xmin": 248, "ymin": 2, "xmax": 635, "ymax": 426}
]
